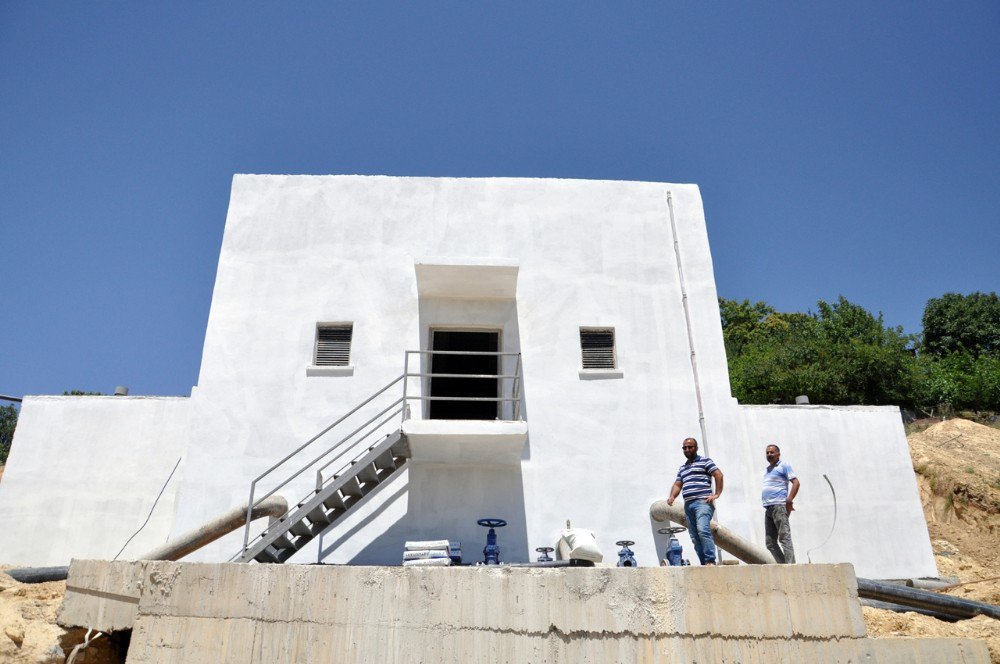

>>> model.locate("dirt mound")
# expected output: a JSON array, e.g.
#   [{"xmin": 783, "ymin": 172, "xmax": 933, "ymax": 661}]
[
  {"xmin": 863, "ymin": 606, "xmax": 999, "ymax": 657},
  {"xmin": 0, "ymin": 569, "xmax": 120, "ymax": 664},
  {"xmin": 863, "ymin": 418, "xmax": 1000, "ymax": 661}
]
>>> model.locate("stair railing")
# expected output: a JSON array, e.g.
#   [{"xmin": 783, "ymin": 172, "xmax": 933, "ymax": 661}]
[
  {"xmin": 241, "ymin": 375, "xmax": 406, "ymax": 553},
  {"xmin": 240, "ymin": 350, "xmax": 524, "ymax": 557},
  {"xmin": 402, "ymin": 349, "xmax": 524, "ymax": 421}
]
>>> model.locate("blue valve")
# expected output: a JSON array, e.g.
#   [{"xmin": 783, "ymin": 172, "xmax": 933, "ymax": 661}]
[
  {"xmin": 658, "ymin": 526, "xmax": 690, "ymax": 566},
  {"xmin": 477, "ymin": 518, "xmax": 507, "ymax": 565},
  {"xmin": 616, "ymin": 540, "xmax": 637, "ymax": 567}
]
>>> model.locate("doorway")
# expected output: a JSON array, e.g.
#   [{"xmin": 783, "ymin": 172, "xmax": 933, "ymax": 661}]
[{"xmin": 429, "ymin": 330, "xmax": 500, "ymax": 420}]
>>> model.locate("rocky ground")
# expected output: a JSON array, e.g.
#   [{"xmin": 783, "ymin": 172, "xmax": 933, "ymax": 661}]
[{"xmin": 2, "ymin": 420, "xmax": 999, "ymax": 661}]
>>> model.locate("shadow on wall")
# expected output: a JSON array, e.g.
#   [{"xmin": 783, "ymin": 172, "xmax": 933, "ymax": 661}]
[{"xmin": 318, "ymin": 462, "xmax": 529, "ymax": 565}]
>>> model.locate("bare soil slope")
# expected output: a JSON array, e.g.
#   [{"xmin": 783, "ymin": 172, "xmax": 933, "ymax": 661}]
[
  {"xmin": 864, "ymin": 418, "xmax": 1000, "ymax": 660},
  {"xmin": 0, "ymin": 570, "xmax": 119, "ymax": 663}
]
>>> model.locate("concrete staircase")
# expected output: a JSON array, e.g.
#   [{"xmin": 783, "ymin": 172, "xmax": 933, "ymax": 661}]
[{"xmin": 237, "ymin": 430, "xmax": 410, "ymax": 563}]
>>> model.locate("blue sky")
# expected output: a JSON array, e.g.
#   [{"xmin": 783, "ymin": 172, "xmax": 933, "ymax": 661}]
[{"xmin": 2, "ymin": 3, "xmax": 998, "ymax": 398}]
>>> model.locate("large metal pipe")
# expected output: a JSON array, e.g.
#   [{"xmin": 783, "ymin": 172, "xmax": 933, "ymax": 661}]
[
  {"xmin": 860, "ymin": 598, "xmax": 960, "ymax": 622},
  {"xmin": 5, "ymin": 496, "xmax": 288, "ymax": 584},
  {"xmin": 141, "ymin": 495, "xmax": 288, "ymax": 561},
  {"xmin": 649, "ymin": 499, "xmax": 776, "ymax": 564},
  {"xmin": 856, "ymin": 577, "xmax": 1000, "ymax": 621}
]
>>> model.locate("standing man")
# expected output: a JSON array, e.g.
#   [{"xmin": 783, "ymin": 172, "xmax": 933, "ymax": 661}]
[
  {"xmin": 666, "ymin": 437, "xmax": 723, "ymax": 566},
  {"xmin": 762, "ymin": 444, "xmax": 800, "ymax": 564}
]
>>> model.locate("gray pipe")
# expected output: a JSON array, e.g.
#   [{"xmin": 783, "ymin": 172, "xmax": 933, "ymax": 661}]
[
  {"xmin": 140, "ymin": 495, "xmax": 288, "ymax": 561},
  {"xmin": 649, "ymin": 499, "xmax": 776, "ymax": 564},
  {"xmin": 5, "ymin": 496, "xmax": 288, "ymax": 584},
  {"xmin": 856, "ymin": 577, "xmax": 1000, "ymax": 621}
]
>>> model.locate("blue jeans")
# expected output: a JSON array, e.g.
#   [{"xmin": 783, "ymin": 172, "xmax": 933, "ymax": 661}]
[{"xmin": 684, "ymin": 498, "xmax": 717, "ymax": 565}]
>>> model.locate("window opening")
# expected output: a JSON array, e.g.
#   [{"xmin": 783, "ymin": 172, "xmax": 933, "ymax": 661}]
[{"xmin": 429, "ymin": 330, "xmax": 500, "ymax": 420}]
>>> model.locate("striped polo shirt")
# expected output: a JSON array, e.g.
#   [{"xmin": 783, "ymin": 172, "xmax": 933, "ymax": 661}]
[{"xmin": 676, "ymin": 455, "xmax": 719, "ymax": 501}]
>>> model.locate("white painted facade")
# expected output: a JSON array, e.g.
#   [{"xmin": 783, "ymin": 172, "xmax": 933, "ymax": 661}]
[{"xmin": 0, "ymin": 176, "xmax": 936, "ymax": 578}]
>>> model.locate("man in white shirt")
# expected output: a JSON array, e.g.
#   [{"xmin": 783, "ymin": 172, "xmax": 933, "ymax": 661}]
[{"xmin": 762, "ymin": 444, "xmax": 800, "ymax": 564}]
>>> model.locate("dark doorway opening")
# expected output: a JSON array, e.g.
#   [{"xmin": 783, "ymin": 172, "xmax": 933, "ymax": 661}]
[{"xmin": 430, "ymin": 330, "xmax": 500, "ymax": 420}]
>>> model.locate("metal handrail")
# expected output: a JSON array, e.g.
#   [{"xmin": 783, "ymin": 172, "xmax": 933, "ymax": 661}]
[
  {"xmin": 406, "ymin": 372, "xmax": 520, "ymax": 379},
  {"xmin": 406, "ymin": 350, "xmax": 522, "ymax": 356},
  {"xmin": 240, "ymin": 349, "xmax": 524, "ymax": 557},
  {"xmin": 242, "ymin": 375, "xmax": 405, "ymax": 551},
  {"xmin": 411, "ymin": 396, "xmax": 521, "ymax": 402}
]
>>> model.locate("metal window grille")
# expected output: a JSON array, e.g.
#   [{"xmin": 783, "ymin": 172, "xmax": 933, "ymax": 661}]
[
  {"xmin": 315, "ymin": 324, "xmax": 353, "ymax": 366},
  {"xmin": 580, "ymin": 328, "xmax": 616, "ymax": 369}
]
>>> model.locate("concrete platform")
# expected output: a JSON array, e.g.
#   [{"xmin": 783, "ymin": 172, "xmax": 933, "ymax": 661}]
[{"xmin": 60, "ymin": 560, "xmax": 990, "ymax": 663}]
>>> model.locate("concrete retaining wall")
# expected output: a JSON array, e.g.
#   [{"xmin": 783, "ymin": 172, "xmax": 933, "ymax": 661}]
[{"xmin": 59, "ymin": 560, "xmax": 989, "ymax": 663}]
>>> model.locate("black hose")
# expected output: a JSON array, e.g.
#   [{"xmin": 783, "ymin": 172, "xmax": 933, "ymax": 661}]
[
  {"xmin": 5, "ymin": 566, "xmax": 69, "ymax": 583},
  {"xmin": 857, "ymin": 577, "xmax": 1000, "ymax": 620},
  {"xmin": 860, "ymin": 598, "xmax": 960, "ymax": 622}
]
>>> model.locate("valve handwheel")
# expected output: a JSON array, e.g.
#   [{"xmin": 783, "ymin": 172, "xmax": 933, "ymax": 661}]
[
  {"xmin": 615, "ymin": 540, "xmax": 635, "ymax": 548},
  {"xmin": 658, "ymin": 526, "xmax": 686, "ymax": 535},
  {"xmin": 477, "ymin": 518, "xmax": 507, "ymax": 528}
]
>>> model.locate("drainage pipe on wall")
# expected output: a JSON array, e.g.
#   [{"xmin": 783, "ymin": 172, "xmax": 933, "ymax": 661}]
[
  {"xmin": 666, "ymin": 192, "xmax": 710, "ymax": 454},
  {"xmin": 650, "ymin": 499, "xmax": 776, "ymax": 564},
  {"xmin": 5, "ymin": 496, "xmax": 289, "ymax": 584}
]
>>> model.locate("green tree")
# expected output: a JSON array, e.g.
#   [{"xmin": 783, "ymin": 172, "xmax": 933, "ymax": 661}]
[
  {"xmin": 0, "ymin": 404, "xmax": 17, "ymax": 464},
  {"xmin": 922, "ymin": 292, "xmax": 1000, "ymax": 357},
  {"xmin": 721, "ymin": 296, "xmax": 917, "ymax": 406}
]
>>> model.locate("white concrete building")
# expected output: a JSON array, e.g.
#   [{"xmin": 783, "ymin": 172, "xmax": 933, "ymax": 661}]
[{"xmin": 0, "ymin": 176, "xmax": 935, "ymax": 578}]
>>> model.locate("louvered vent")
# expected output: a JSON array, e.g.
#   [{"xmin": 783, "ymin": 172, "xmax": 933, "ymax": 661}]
[
  {"xmin": 315, "ymin": 324, "xmax": 353, "ymax": 366},
  {"xmin": 580, "ymin": 328, "xmax": 616, "ymax": 369}
]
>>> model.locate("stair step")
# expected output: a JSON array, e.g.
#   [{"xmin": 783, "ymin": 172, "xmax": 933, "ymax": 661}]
[
  {"xmin": 289, "ymin": 521, "xmax": 314, "ymax": 538},
  {"xmin": 340, "ymin": 476, "xmax": 364, "ymax": 498},
  {"xmin": 356, "ymin": 463, "xmax": 380, "ymax": 484},
  {"xmin": 373, "ymin": 448, "xmax": 396, "ymax": 471},
  {"xmin": 323, "ymin": 492, "xmax": 346, "ymax": 511},
  {"xmin": 308, "ymin": 506, "xmax": 332, "ymax": 525},
  {"xmin": 255, "ymin": 546, "xmax": 281, "ymax": 564},
  {"xmin": 390, "ymin": 436, "xmax": 410, "ymax": 459},
  {"xmin": 272, "ymin": 533, "xmax": 297, "ymax": 550}
]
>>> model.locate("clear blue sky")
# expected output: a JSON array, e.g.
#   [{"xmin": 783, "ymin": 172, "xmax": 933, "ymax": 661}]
[{"xmin": 2, "ymin": 3, "xmax": 998, "ymax": 398}]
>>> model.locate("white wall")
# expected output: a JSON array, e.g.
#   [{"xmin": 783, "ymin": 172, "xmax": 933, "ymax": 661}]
[
  {"xmin": 0, "ymin": 176, "xmax": 938, "ymax": 580},
  {"xmin": 0, "ymin": 396, "xmax": 190, "ymax": 566},
  {"xmin": 737, "ymin": 405, "xmax": 937, "ymax": 579},
  {"xmin": 170, "ymin": 176, "xmax": 718, "ymax": 563}
]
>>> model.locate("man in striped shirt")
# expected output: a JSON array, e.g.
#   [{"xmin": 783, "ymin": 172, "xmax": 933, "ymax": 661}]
[{"xmin": 666, "ymin": 437, "xmax": 724, "ymax": 565}]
